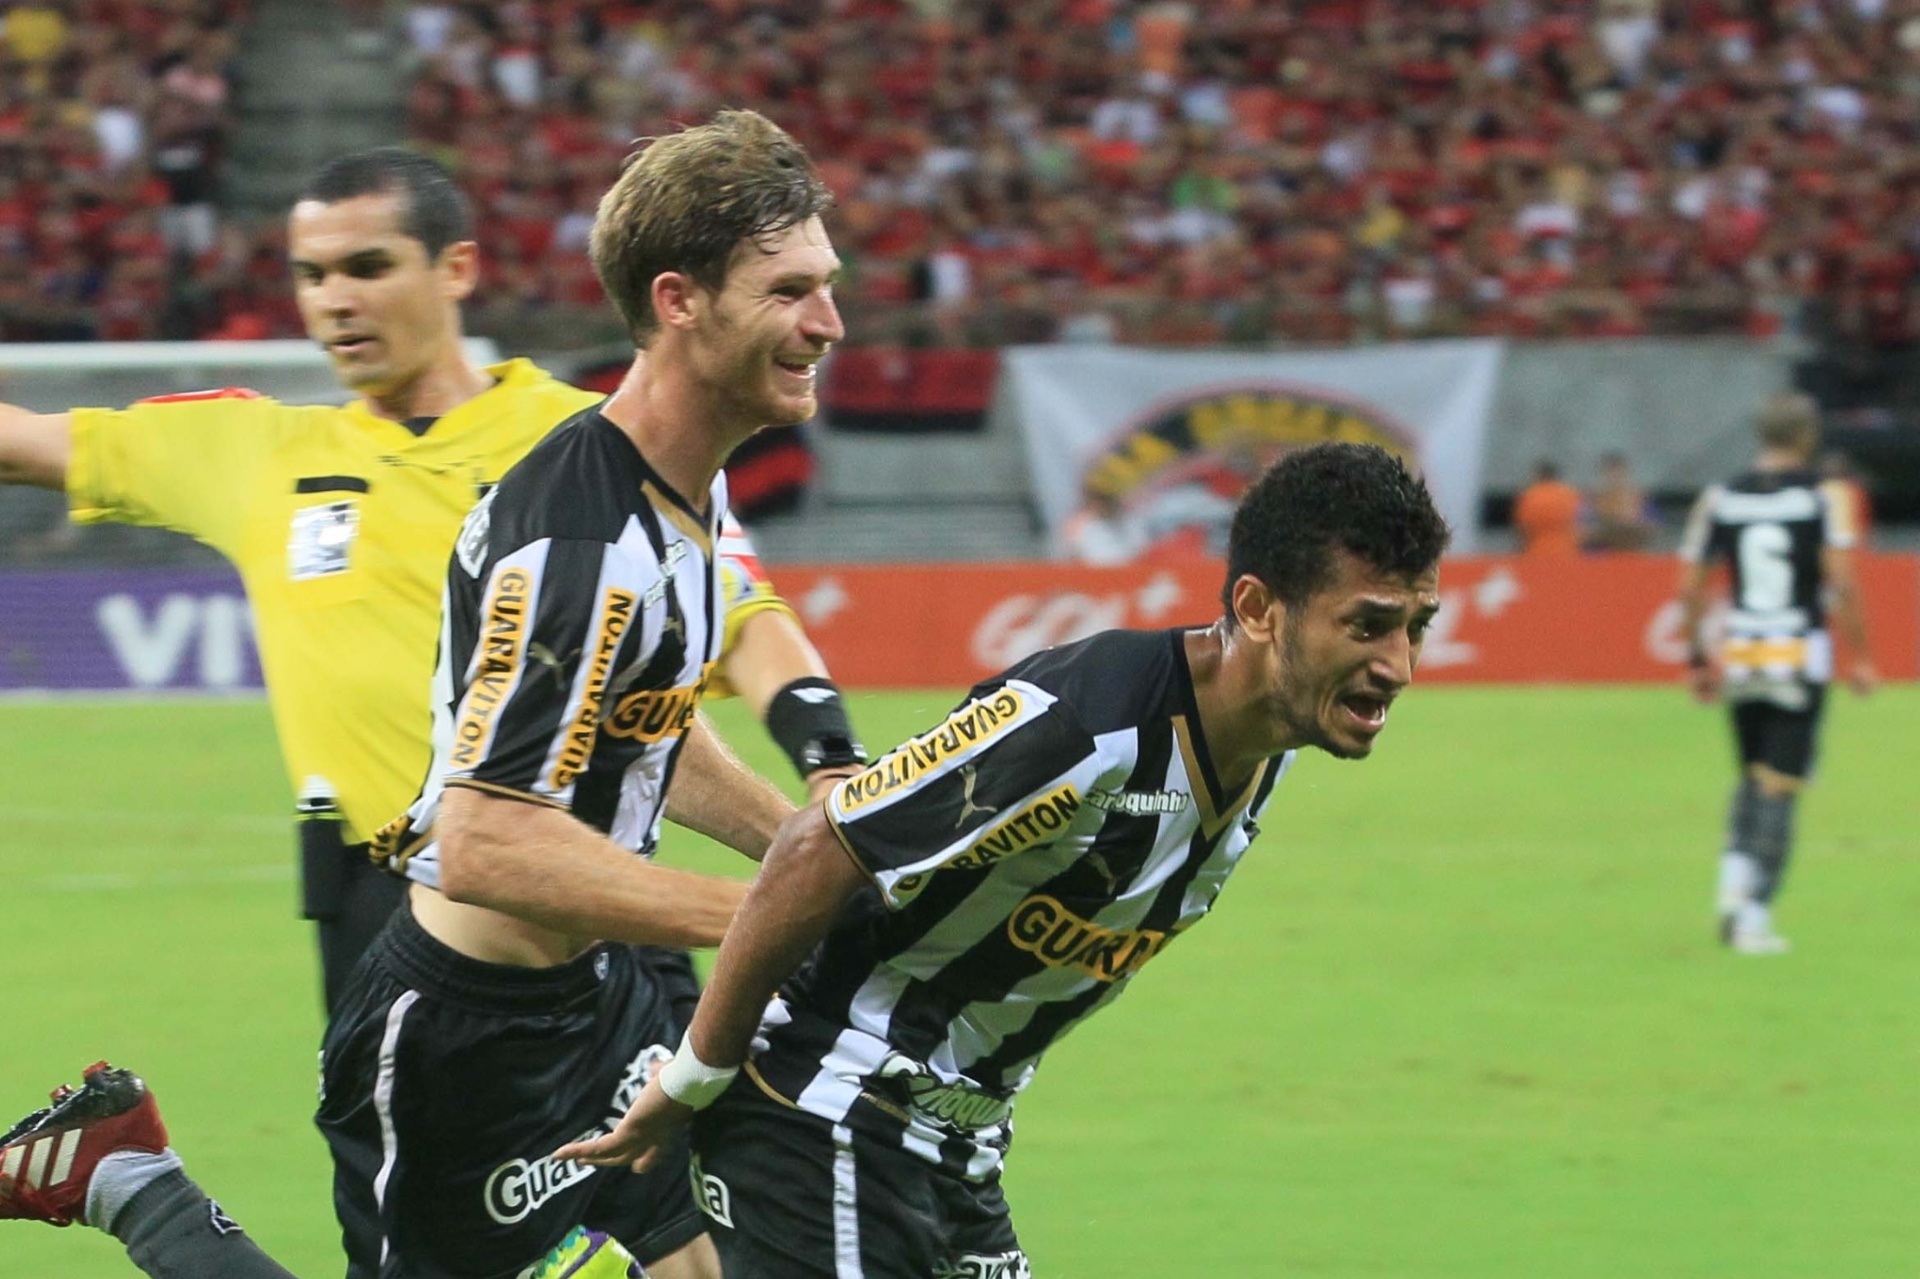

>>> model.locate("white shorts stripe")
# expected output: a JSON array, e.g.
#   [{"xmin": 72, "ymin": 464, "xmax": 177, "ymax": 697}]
[
  {"xmin": 48, "ymin": 1129, "xmax": 81, "ymax": 1187},
  {"xmin": 831, "ymin": 1123, "xmax": 862, "ymax": 1279},
  {"xmin": 371, "ymin": 989, "xmax": 422, "ymax": 1267},
  {"xmin": 24, "ymin": 1135, "xmax": 53, "ymax": 1189}
]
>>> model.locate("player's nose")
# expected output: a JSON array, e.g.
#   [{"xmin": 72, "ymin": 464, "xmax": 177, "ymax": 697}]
[
  {"xmin": 1371, "ymin": 631, "xmax": 1416, "ymax": 690},
  {"xmin": 802, "ymin": 291, "xmax": 845, "ymax": 346}
]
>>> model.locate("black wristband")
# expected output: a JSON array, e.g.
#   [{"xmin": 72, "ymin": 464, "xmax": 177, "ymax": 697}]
[
  {"xmin": 1687, "ymin": 646, "xmax": 1710, "ymax": 669},
  {"xmin": 765, "ymin": 677, "xmax": 867, "ymax": 779}
]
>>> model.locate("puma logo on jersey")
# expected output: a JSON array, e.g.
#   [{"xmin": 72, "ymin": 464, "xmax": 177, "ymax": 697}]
[
  {"xmin": 526, "ymin": 643, "xmax": 581, "ymax": 690},
  {"xmin": 954, "ymin": 764, "xmax": 999, "ymax": 828}
]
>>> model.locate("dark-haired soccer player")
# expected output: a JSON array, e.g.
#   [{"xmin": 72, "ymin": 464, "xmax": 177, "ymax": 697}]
[
  {"xmin": 558, "ymin": 442, "xmax": 1449, "ymax": 1279},
  {"xmin": 1678, "ymin": 392, "xmax": 1876, "ymax": 954},
  {"xmin": 0, "ymin": 146, "xmax": 864, "ymax": 1016}
]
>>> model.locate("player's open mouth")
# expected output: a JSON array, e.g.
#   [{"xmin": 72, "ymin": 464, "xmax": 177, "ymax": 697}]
[
  {"xmin": 774, "ymin": 357, "xmax": 817, "ymax": 382},
  {"xmin": 1337, "ymin": 692, "xmax": 1391, "ymax": 732}
]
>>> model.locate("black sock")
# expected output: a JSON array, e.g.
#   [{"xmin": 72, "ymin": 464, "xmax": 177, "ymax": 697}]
[
  {"xmin": 1748, "ymin": 792, "xmax": 1798, "ymax": 905},
  {"xmin": 1725, "ymin": 778, "xmax": 1760, "ymax": 856},
  {"xmin": 110, "ymin": 1169, "xmax": 300, "ymax": 1279}
]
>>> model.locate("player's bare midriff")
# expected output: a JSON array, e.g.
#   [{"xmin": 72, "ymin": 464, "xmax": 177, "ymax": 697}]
[{"xmin": 408, "ymin": 882, "xmax": 599, "ymax": 968}]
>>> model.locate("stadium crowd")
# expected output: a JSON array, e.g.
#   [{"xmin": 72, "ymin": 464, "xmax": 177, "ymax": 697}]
[
  {"xmin": 0, "ymin": 0, "xmax": 254, "ymax": 342},
  {"xmin": 396, "ymin": 0, "xmax": 1920, "ymax": 347},
  {"xmin": 10, "ymin": 0, "xmax": 1920, "ymax": 350}
]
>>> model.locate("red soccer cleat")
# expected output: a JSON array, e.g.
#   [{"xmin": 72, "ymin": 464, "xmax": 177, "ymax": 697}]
[{"xmin": 0, "ymin": 1063, "xmax": 170, "ymax": 1227}]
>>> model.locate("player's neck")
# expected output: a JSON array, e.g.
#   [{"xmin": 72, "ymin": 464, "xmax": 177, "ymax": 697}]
[
  {"xmin": 1755, "ymin": 447, "xmax": 1811, "ymax": 472},
  {"xmin": 1185, "ymin": 622, "xmax": 1284, "ymax": 790},
  {"xmin": 600, "ymin": 351, "xmax": 751, "ymax": 513},
  {"xmin": 359, "ymin": 353, "xmax": 495, "ymax": 423}
]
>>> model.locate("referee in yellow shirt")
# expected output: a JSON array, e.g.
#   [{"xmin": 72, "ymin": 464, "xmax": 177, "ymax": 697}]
[{"xmin": 0, "ymin": 148, "xmax": 864, "ymax": 1012}]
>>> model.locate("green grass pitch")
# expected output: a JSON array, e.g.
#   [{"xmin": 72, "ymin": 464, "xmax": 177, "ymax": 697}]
[{"xmin": 2, "ymin": 685, "xmax": 1917, "ymax": 1277}]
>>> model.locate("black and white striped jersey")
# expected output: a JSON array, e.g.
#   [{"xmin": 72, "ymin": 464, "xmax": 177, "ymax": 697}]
[
  {"xmin": 371, "ymin": 409, "xmax": 724, "ymax": 884},
  {"xmin": 1679, "ymin": 467, "xmax": 1857, "ymax": 687},
  {"xmin": 747, "ymin": 627, "xmax": 1291, "ymax": 1181}
]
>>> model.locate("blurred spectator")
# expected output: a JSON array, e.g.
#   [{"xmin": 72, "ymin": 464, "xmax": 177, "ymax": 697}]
[
  {"xmin": 1513, "ymin": 459, "xmax": 1586, "ymax": 558},
  {"xmin": 0, "ymin": 0, "xmax": 251, "ymax": 341},
  {"xmin": 1586, "ymin": 451, "xmax": 1659, "ymax": 551}
]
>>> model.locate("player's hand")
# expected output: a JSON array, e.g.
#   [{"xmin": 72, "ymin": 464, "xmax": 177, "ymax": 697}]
[
  {"xmin": 1688, "ymin": 663, "xmax": 1720, "ymax": 704},
  {"xmin": 552, "ymin": 1075, "xmax": 692, "ymax": 1174},
  {"xmin": 1849, "ymin": 658, "xmax": 1879, "ymax": 697}
]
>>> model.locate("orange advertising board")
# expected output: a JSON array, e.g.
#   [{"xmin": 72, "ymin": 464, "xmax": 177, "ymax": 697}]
[{"xmin": 771, "ymin": 554, "xmax": 1920, "ymax": 688}]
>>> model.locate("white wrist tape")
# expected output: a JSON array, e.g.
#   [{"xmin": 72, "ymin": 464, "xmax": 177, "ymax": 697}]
[{"xmin": 657, "ymin": 1030, "xmax": 740, "ymax": 1110}]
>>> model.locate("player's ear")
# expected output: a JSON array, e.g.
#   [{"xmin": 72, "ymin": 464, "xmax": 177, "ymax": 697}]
[
  {"xmin": 1230, "ymin": 574, "xmax": 1283, "ymax": 643},
  {"xmin": 438, "ymin": 239, "xmax": 480, "ymax": 302},
  {"xmin": 651, "ymin": 270, "xmax": 702, "ymax": 333}
]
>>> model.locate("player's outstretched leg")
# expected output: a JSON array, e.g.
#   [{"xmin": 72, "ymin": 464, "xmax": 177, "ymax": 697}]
[{"xmin": 0, "ymin": 1062, "xmax": 298, "ymax": 1278}]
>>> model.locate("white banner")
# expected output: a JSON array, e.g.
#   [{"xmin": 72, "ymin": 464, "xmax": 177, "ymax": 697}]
[{"xmin": 1001, "ymin": 341, "xmax": 1504, "ymax": 556}]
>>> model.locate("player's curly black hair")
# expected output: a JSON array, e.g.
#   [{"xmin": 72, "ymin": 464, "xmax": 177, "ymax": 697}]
[
  {"xmin": 298, "ymin": 148, "xmax": 473, "ymax": 261},
  {"xmin": 1222, "ymin": 443, "xmax": 1450, "ymax": 614}
]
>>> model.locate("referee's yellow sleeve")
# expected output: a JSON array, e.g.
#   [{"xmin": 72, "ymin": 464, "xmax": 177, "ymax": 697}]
[{"xmin": 67, "ymin": 395, "xmax": 277, "ymax": 557}]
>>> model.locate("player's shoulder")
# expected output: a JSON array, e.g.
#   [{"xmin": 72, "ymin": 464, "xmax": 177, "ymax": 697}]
[
  {"xmin": 487, "ymin": 408, "xmax": 640, "ymax": 545},
  {"xmin": 990, "ymin": 628, "xmax": 1180, "ymax": 736}
]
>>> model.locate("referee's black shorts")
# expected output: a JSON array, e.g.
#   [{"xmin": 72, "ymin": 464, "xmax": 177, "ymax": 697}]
[
  {"xmin": 1730, "ymin": 683, "xmax": 1828, "ymax": 779},
  {"xmin": 691, "ymin": 1077, "xmax": 1030, "ymax": 1279},
  {"xmin": 316, "ymin": 901, "xmax": 703, "ymax": 1279}
]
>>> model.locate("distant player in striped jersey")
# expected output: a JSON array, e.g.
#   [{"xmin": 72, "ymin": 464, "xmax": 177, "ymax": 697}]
[
  {"xmin": 1678, "ymin": 392, "xmax": 1876, "ymax": 955},
  {"xmin": 559, "ymin": 443, "xmax": 1449, "ymax": 1279}
]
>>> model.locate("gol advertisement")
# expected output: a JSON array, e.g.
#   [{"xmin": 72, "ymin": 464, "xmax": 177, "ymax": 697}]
[{"xmin": 771, "ymin": 554, "xmax": 1920, "ymax": 688}]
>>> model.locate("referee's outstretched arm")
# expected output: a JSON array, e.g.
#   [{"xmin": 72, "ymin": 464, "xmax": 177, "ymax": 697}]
[{"xmin": 0, "ymin": 403, "xmax": 72, "ymax": 489}]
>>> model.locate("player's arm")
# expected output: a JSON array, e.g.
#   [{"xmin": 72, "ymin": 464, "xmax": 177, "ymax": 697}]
[
  {"xmin": 733, "ymin": 611, "xmax": 868, "ymax": 802},
  {"xmin": 1821, "ymin": 478, "xmax": 1877, "ymax": 696},
  {"xmin": 0, "ymin": 404, "xmax": 72, "ymax": 489},
  {"xmin": 665, "ymin": 711, "xmax": 795, "ymax": 862},
  {"xmin": 438, "ymin": 786, "xmax": 746, "ymax": 948},
  {"xmin": 557, "ymin": 685, "xmax": 1101, "ymax": 1172},
  {"xmin": 554, "ymin": 803, "xmax": 865, "ymax": 1171},
  {"xmin": 1675, "ymin": 490, "xmax": 1719, "ymax": 703},
  {"xmin": 715, "ymin": 521, "xmax": 867, "ymax": 800}
]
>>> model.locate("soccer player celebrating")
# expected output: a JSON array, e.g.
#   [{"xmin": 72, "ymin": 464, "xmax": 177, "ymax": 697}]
[
  {"xmin": 0, "ymin": 146, "xmax": 864, "ymax": 1016},
  {"xmin": 557, "ymin": 443, "xmax": 1449, "ymax": 1279},
  {"xmin": 1, "ymin": 112, "xmax": 851, "ymax": 1279},
  {"xmin": 1677, "ymin": 392, "xmax": 1876, "ymax": 954}
]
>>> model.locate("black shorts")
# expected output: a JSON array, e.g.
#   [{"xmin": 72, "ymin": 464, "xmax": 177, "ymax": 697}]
[
  {"xmin": 1731, "ymin": 684, "xmax": 1827, "ymax": 778},
  {"xmin": 316, "ymin": 903, "xmax": 703, "ymax": 1279},
  {"xmin": 690, "ymin": 1077, "xmax": 1030, "ymax": 1279}
]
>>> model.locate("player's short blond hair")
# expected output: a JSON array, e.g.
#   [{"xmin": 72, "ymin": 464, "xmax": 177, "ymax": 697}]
[
  {"xmin": 590, "ymin": 109, "xmax": 832, "ymax": 345},
  {"xmin": 1756, "ymin": 391, "xmax": 1820, "ymax": 450}
]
